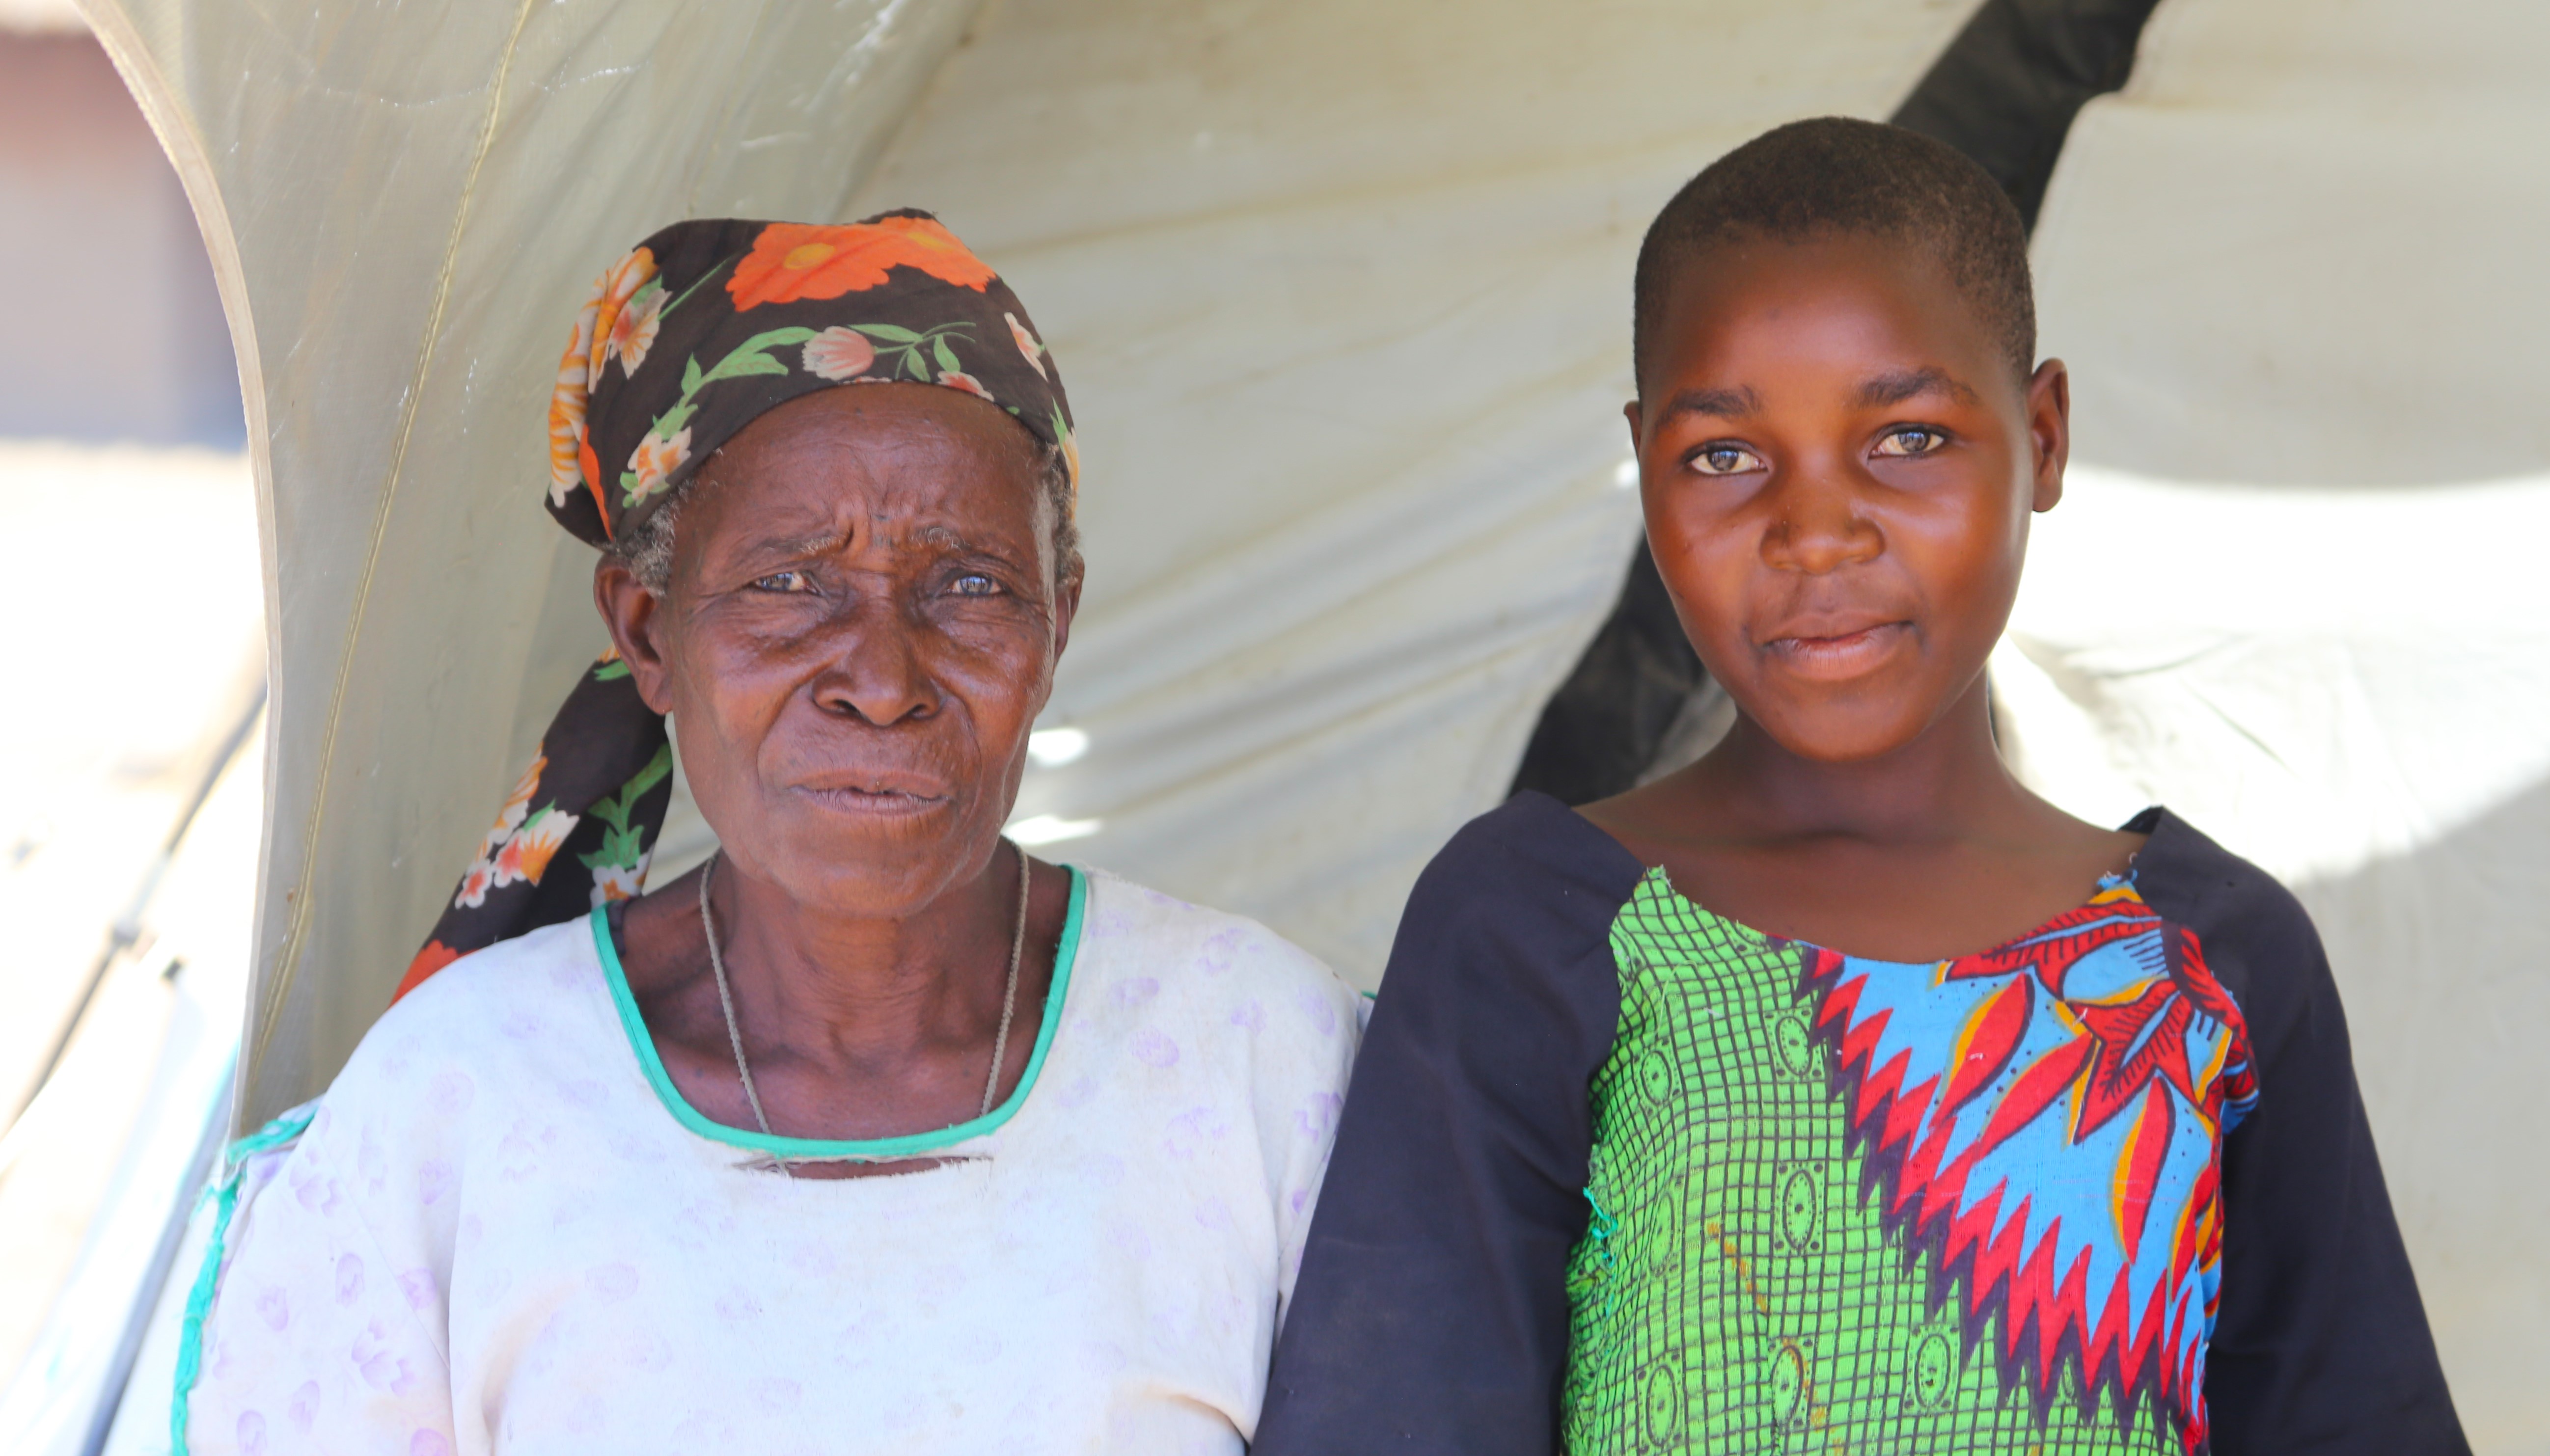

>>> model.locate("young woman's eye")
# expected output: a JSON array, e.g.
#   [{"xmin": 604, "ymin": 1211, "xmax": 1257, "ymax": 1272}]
[
  {"xmin": 1873, "ymin": 427, "xmax": 1947, "ymax": 458},
  {"xmin": 1690, "ymin": 444, "xmax": 1766, "ymax": 477},
  {"xmin": 950, "ymin": 573, "xmax": 1002, "ymax": 598},
  {"xmin": 750, "ymin": 570, "xmax": 815, "ymax": 593}
]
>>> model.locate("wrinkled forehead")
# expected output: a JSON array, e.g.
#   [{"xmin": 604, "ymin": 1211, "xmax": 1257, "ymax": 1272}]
[{"xmin": 681, "ymin": 384, "xmax": 1053, "ymax": 559}]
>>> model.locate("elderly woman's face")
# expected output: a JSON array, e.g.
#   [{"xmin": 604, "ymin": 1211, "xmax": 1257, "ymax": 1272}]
[{"xmin": 602, "ymin": 383, "xmax": 1076, "ymax": 918}]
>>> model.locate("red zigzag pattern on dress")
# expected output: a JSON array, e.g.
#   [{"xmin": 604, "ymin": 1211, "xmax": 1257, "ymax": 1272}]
[{"xmin": 1799, "ymin": 887, "xmax": 2258, "ymax": 1454}]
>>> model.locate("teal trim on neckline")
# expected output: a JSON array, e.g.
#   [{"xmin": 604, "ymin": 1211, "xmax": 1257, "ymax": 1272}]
[{"xmin": 591, "ymin": 864, "xmax": 1085, "ymax": 1160}]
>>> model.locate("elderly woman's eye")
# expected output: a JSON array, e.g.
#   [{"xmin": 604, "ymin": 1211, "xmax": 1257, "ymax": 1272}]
[
  {"xmin": 751, "ymin": 570, "xmax": 815, "ymax": 593},
  {"xmin": 1690, "ymin": 444, "xmax": 1765, "ymax": 477},
  {"xmin": 1874, "ymin": 427, "xmax": 1946, "ymax": 458}
]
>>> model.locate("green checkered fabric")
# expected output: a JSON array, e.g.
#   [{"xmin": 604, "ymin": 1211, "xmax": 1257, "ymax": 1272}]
[{"xmin": 1560, "ymin": 869, "xmax": 2176, "ymax": 1454}]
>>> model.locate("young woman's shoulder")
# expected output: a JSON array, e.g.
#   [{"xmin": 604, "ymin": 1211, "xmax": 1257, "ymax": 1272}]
[
  {"xmin": 1392, "ymin": 791, "xmax": 1651, "ymax": 976},
  {"xmin": 1429, "ymin": 789, "xmax": 1648, "ymax": 884},
  {"xmin": 1347, "ymin": 793, "xmax": 1651, "ymax": 1093},
  {"xmin": 1252, "ymin": 797, "xmax": 1649, "ymax": 1456},
  {"xmin": 2124, "ymin": 814, "xmax": 2468, "ymax": 1450},
  {"xmin": 2122, "ymin": 807, "xmax": 2329, "ymax": 1023}
]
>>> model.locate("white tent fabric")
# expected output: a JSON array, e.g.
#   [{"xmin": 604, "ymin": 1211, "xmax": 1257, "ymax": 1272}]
[
  {"xmin": 68, "ymin": 0, "xmax": 2547, "ymax": 1448},
  {"xmin": 82, "ymin": 0, "xmax": 1013, "ymax": 1132},
  {"xmin": 2002, "ymin": 0, "xmax": 2550, "ymax": 1445},
  {"xmin": 82, "ymin": 0, "xmax": 1974, "ymax": 1121},
  {"xmin": 769, "ymin": 0, "xmax": 1983, "ymax": 978}
]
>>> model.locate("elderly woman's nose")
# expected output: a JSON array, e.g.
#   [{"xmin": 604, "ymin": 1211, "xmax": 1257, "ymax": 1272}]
[{"xmin": 810, "ymin": 615, "xmax": 940, "ymax": 726}]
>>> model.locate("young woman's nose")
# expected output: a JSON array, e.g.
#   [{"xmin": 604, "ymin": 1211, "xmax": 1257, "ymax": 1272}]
[
  {"xmin": 808, "ymin": 598, "xmax": 938, "ymax": 727},
  {"xmin": 1758, "ymin": 465, "xmax": 1882, "ymax": 576}
]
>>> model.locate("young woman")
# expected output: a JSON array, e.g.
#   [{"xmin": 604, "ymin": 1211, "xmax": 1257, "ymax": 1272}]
[{"xmin": 1255, "ymin": 119, "xmax": 2464, "ymax": 1456}]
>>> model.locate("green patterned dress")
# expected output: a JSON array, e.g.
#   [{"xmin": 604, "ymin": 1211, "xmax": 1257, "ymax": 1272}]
[
  {"xmin": 1255, "ymin": 793, "xmax": 2463, "ymax": 1456},
  {"xmin": 1562, "ymin": 870, "xmax": 2218, "ymax": 1454}
]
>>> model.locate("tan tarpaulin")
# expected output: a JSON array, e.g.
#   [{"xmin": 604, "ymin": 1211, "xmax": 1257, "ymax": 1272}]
[{"xmin": 76, "ymin": 0, "xmax": 2548, "ymax": 1447}]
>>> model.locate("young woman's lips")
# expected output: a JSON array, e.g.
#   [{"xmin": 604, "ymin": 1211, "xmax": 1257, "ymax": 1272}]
[{"xmin": 1760, "ymin": 620, "xmax": 1913, "ymax": 679}]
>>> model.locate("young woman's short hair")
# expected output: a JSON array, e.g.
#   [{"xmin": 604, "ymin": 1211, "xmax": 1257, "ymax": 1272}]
[{"xmin": 1633, "ymin": 117, "xmax": 2035, "ymax": 388}]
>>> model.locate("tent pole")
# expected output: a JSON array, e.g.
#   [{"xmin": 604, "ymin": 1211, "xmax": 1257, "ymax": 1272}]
[{"xmin": 1, "ymin": 684, "xmax": 266, "ymax": 1139}]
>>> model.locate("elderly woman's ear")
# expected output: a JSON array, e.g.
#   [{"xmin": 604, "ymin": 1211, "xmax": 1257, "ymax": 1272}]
[{"xmin": 592, "ymin": 555, "xmax": 675, "ymax": 715}]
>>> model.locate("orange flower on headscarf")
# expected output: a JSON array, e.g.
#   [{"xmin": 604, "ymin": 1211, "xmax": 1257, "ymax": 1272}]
[
  {"xmin": 802, "ymin": 326, "xmax": 877, "ymax": 381},
  {"xmin": 604, "ymin": 277, "xmax": 665, "ymax": 376},
  {"xmin": 548, "ymin": 247, "xmax": 657, "ymax": 512},
  {"xmin": 584, "ymin": 248, "xmax": 659, "ymax": 381},
  {"xmin": 937, "ymin": 370, "xmax": 994, "ymax": 402},
  {"xmin": 727, "ymin": 217, "xmax": 997, "ymax": 310},
  {"xmin": 1052, "ymin": 405, "xmax": 1081, "ymax": 507},
  {"xmin": 393, "ymin": 939, "xmax": 464, "ymax": 1003},
  {"xmin": 547, "ymin": 314, "xmax": 596, "ymax": 510},
  {"xmin": 623, "ymin": 426, "xmax": 692, "ymax": 507},
  {"xmin": 492, "ymin": 805, "xmax": 578, "ymax": 889}
]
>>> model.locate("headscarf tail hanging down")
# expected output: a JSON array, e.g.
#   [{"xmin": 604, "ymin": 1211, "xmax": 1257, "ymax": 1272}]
[{"xmin": 396, "ymin": 211, "xmax": 1078, "ymax": 999}]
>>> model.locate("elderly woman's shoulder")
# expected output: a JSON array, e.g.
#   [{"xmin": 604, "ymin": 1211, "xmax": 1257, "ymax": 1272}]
[
  {"xmin": 1070, "ymin": 866, "xmax": 1363, "ymax": 1031},
  {"xmin": 327, "ymin": 916, "xmax": 620, "ymax": 1117}
]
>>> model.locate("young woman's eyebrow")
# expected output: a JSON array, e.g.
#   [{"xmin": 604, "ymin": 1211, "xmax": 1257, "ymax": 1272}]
[
  {"xmin": 1855, "ymin": 366, "xmax": 1979, "ymax": 409},
  {"xmin": 1659, "ymin": 384, "xmax": 1763, "ymax": 422}
]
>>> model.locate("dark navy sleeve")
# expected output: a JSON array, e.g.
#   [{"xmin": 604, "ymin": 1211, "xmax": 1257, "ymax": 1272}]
[
  {"xmin": 1255, "ymin": 792, "xmax": 1645, "ymax": 1456},
  {"xmin": 2129, "ymin": 811, "xmax": 2469, "ymax": 1455}
]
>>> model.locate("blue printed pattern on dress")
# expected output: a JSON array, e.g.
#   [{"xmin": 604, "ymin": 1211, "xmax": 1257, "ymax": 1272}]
[{"xmin": 1800, "ymin": 877, "xmax": 2258, "ymax": 1453}]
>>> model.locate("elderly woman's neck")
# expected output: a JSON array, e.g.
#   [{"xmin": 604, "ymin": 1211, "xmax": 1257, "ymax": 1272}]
[
  {"xmin": 738, "ymin": 864, "xmax": 1019, "ymax": 1017},
  {"xmin": 617, "ymin": 854, "xmax": 1065, "ymax": 1136}
]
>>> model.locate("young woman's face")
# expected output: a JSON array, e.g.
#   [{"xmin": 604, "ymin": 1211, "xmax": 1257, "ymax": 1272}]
[{"xmin": 1627, "ymin": 232, "xmax": 2068, "ymax": 763}]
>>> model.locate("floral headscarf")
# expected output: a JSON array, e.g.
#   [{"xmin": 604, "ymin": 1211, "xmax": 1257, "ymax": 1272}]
[{"xmin": 397, "ymin": 211, "xmax": 1076, "ymax": 999}]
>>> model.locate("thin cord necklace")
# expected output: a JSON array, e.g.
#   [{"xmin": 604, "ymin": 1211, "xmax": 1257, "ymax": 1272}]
[{"xmin": 697, "ymin": 840, "xmax": 1032, "ymax": 1177}]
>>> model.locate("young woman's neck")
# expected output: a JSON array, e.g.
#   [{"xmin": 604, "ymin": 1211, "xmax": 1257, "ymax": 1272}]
[{"xmin": 1692, "ymin": 676, "xmax": 2037, "ymax": 846}]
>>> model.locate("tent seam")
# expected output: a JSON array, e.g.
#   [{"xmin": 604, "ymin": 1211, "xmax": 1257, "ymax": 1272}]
[{"xmin": 250, "ymin": 0, "xmax": 545, "ymax": 1113}]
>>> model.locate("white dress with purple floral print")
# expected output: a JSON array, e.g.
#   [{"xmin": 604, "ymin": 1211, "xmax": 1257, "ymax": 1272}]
[{"xmin": 181, "ymin": 866, "xmax": 1360, "ymax": 1456}]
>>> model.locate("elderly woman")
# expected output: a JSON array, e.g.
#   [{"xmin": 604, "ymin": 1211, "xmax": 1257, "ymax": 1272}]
[{"xmin": 176, "ymin": 214, "xmax": 1361, "ymax": 1455}]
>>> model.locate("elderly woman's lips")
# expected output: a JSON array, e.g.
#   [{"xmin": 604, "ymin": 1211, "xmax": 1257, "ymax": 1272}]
[
  {"xmin": 799, "ymin": 785, "xmax": 944, "ymax": 807},
  {"xmin": 791, "ymin": 770, "xmax": 955, "ymax": 809}
]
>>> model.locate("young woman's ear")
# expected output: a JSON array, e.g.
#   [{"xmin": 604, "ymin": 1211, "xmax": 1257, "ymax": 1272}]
[{"xmin": 2027, "ymin": 359, "xmax": 2071, "ymax": 513}]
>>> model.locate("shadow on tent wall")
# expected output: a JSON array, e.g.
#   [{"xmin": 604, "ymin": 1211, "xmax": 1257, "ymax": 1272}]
[
  {"xmin": 2285, "ymin": 773, "xmax": 2550, "ymax": 1451},
  {"xmin": 1508, "ymin": 0, "xmax": 2164, "ymax": 802}
]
